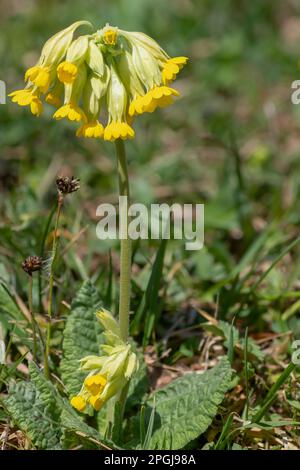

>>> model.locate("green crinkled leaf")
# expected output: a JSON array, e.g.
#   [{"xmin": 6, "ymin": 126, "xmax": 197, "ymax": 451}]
[
  {"xmin": 29, "ymin": 362, "xmax": 61, "ymax": 422},
  {"xmin": 29, "ymin": 365, "xmax": 105, "ymax": 449},
  {"xmin": 60, "ymin": 280, "xmax": 104, "ymax": 396},
  {"xmin": 2, "ymin": 362, "xmax": 106, "ymax": 450},
  {"xmin": 136, "ymin": 357, "xmax": 232, "ymax": 450},
  {"xmin": 3, "ymin": 363, "xmax": 62, "ymax": 449},
  {"xmin": 60, "ymin": 402, "xmax": 104, "ymax": 449}
]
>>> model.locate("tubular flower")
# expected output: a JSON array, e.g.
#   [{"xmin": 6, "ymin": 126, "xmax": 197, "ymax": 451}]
[
  {"xmin": 70, "ymin": 309, "xmax": 139, "ymax": 413},
  {"xmin": 162, "ymin": 57, "xmax": 189, "ymax": 84},
  {"xmin": 45, "ymin": 83, "xmax": 63, "ymax": 108},
  {"xmin": 53, "ymin": 64, "xmax": 87, "ymax": 122},
  {"xmin": 104, "ymin": 65, "xmax": 135, "ymax": 141},
  {"xmin": 53, "ymin": 102, "xmax": 86, "ymax": 122},
  {"xmin": 25, "ymin": 65, "xmax": 51, "ymax": 92},
  {"xmin": 76, "ymin": 120, "xmax": 104, "ymax": 138},
  {"xmin": 10, "ymin": 21, "xmax": 188, "ymax": 139},
  {"xmin": 57, "ymin": 61, "xmax": 78, "ymax": 84},
  {"xmin": 9, "ymin": 89, "xmax": 43, "ymax": 116}
]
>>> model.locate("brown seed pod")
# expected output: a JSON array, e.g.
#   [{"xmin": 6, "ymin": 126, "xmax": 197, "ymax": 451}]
[
  {"xmin": 56, "ymin": 176, "xmax": 80, "ymax": 195},
  {"xmin": 22, "ymin": 256, "xmax": 43, "ymax": 275}
]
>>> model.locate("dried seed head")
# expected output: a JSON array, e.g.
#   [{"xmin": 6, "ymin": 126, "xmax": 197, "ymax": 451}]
[
  {"xmin": 22, "ymin": 256, "xmax": 43, "ymax": 275},
  {"xmin": 56, "ymin": 176, "xmax": 80, "ymax": 195}
]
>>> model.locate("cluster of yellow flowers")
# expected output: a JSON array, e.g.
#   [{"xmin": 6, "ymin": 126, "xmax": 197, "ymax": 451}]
[
  {"xmin": 70, "ymin": 309, "xmax": 138, "ymax": 413},
  {"xmin": 9, "ymin": 21, "xmax": 188, "ymax": 141}
]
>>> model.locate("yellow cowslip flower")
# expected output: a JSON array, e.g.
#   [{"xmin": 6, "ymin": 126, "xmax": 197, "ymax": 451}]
[
  {"xmin": 45, "ymin": 93, "xmax": 61, "ymax": 108},
  {"xmin": 76, "ymin": 120, "xmax": 104, "ymax": 138},
  {"xmin": 57, "ymin": 61, "xmax": 78, "ymax": 84},
  {"xmin": 9, "ymin": 89, "xmax": 43, "ymax": 116},
  {"xmin": 10, "ymin": 21, "xmax": 188, "ymax": 139},
  {"xmin": 84, "ymin": 374, "xmax": 107, "ymax": 395},
  {"xmin": 53, "ymin": 102, "xmax": 86, "ymax": 122},
  {"xmin": 70, "ymin": 309, "xmax": 138, "ymax": 413},
  {"xmin": 128, "ymin": 86, "xmax": 180, "ymax": 117},
  {"xmin": 70, "ymin": 395, "xmax": 87, "ymax": 412},
  {"xmin": 25, "ymin": 65, "xmax": 51, "ymax": 92},
  {"xmin": 89, "ymin": 395, "xmax": 103, "ymax": 411},
  {"xmin": 162, "ymin": 57, "xmax": 189, "ymax": 84},
  {"xmin": 54, "ymin": 64, "xmax": 87, "ymax": 122},
  {"xmin": 104, "ymin": 65, "xmax": 135, "ymax": 141},
  {"xmin": 104, "ymin": 122, "xmax": 134, "ymax": 141},
  {"xmin": 45, "ymin": 81, "xmax": 64, "ymax": 108}
]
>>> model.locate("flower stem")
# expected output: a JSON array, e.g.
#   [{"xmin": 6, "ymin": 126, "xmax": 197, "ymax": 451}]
[
  {"xmin": 44, "ymin": 192, "xmax": 63, "ymax": 378},
  {"xmin": 113, "ymin": 139, "xmax": 131, "ymax": 425},
  {"xmin": 28, "ymin": 275, "xmax": 37, "ymax": 362},
  {"xmin": 115, "ymin": 139, "xmax": 131, "ymax": 343}
]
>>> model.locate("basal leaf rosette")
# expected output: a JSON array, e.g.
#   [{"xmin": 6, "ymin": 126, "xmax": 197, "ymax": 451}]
[{"xmin": 10, "ymin": 22, "xmax": 188, "ymax": 141}]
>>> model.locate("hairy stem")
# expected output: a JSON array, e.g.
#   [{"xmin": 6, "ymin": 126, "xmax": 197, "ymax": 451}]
[
  {"xmin": 44, "ymin": 193, "xmax": 63, "ymax": 378},
  {"xmin": 28, "ymin": 275, "xmax": 37, "ymax": 362},
  {"xmin": 114, "ymin": 139, "xmax": 131, "ymax": 424},
  {"xmin": 115, "ymin": 139, "xmax": 131, "ymax": 342}
]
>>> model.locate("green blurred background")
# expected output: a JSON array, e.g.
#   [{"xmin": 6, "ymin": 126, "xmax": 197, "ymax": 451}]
[{"xmin": 1, "ymin": 0, "xmax": 300, "ymax": 336}]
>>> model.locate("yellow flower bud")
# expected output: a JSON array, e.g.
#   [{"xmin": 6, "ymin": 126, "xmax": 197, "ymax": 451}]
[
  {"xmin": 79, "ymin": 355, "xmax": 106, "ymax": 370},
  {"xmin": 125, "ymin": 351, "xmax": 139, "ymax": 379},
  {"xmin": 102, "ymin": 24, "xmax": 118, "ymax": 45},
  {"xmin": 96, "ymin": 309, "xmax": 121, "ymax": 338}
]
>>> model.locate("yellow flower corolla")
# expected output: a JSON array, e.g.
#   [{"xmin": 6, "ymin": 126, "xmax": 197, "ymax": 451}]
[
  {"xmin": 162, "ymin": 57, "xmax": 188, "ymax": 84},
  {"xmin": 104, "ymin": 122, "xmax": 134, "ymax": 141},
  {"xmin": 103, "ymin": 64, "xmax": 135, "ymax": 141},
  {"xmin": 70, "ymin": 395, "xmax": 86, "ymax": 412},
  {"xmin": 70, "ymin": 309, "xmax": 138, "ymax": 413},
  {"xmin": 10, "ymin": 21, "xmax": 188, "ymax": 139},
  {"xmin": 84, "ymin": 374, "xmax": 107, "ymax": 395},
  {"xmin": 102, "ymin": 25, "xmax": 118, "ymax": 45},
  {"xmin": 57, "ymin": 61, "xmax": 78, "ymax": 84},
  {"xmin": 9, "ymin": 89, "xmax": 43, "ymax": 116},
  {"xmin": 76, "ymin": 120, "xmax": 104, "ymax": 138},
  {"xmin": 128, "ymin": 86, "xmax": 179, "ymax": 117},
  {"xmin": 45, "ymin": 92, "xmax": 61, "ymax": 108},
  {"xmin": 25, "ymin": 65, "xmax": 51, "ymax": 92},
  {"xmin": 53, "ymin": 102, "xmax": 86, "ymax": 122},
  {"xmin": 45, "ymin": 82, "xmax": 64, "ymax": 107}
]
